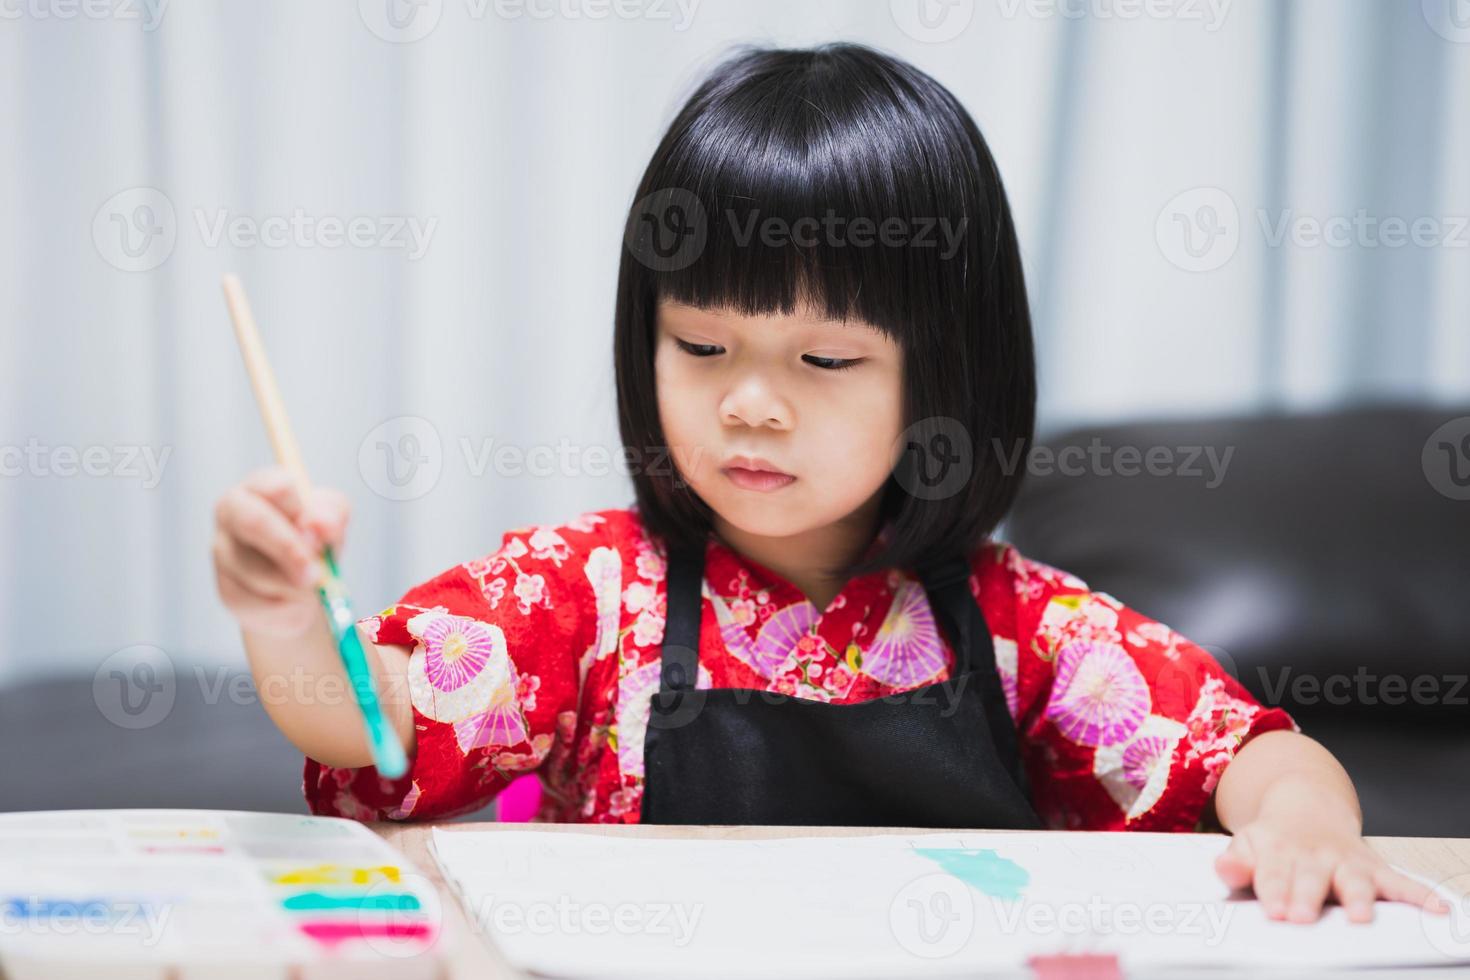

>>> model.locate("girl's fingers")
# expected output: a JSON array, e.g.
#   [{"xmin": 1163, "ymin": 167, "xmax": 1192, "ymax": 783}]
[
  {"xmin": 1287, "ymin": 850, "xmax": 1337, "ymax": 923},
  {"xmin": 1373, "ymin": 863, "xmax": 1451, "ymax": 915},
  {"xmin": 1254, "ymin": 851, "xmax": 1295, "ymax": 920},
  {"xmin": 299, "ymin": 487, "xmax": 351, "ymax": 552},
  {"xmin": 1214, "ymin": 834, "xmax": 1256, "ymax": 889},
  {"xmin": 1333, "ymin": 862, "xmax": 1379, "ymax": 923},
  {"xmin": 215, "ymin": 486, "xmax": 318, "ymax": 586},
  {"xmin": 213, "ymin": 530, "xmax": 310, "ymax": 599},
  {"xmin": 242, "ymin": 466, "xmax": 306, "ymax": 520},
  {"xmin": 214, "ymin": 561, "xmax": 320, "ymax": 638}
]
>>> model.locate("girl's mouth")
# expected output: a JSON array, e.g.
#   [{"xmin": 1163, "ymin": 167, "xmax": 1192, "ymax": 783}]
[{"xmin": 721, "ymin": 467, "xmax": 797, "ymax": 492}]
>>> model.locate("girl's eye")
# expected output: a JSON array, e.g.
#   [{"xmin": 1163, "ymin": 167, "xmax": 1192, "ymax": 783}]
[
  {"xmin": 802, "ymin": 354, "xmax": 863, "ymax": 372},
  {"xmin": 674, "ymin": 338, "xmax": 861, "ymax": 372},
  {"xmin": 675, "ymin": 339, "xmax": 723, "ymax": 357}
]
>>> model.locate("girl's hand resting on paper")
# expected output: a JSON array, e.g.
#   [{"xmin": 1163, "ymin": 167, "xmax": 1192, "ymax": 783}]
[
  {"xmin": 211, "ymin": 465, "xmax": 352, "ymax": 638},
  {"xmin": 1211, "ymin": 734, "xmax": 1452, "ymax": 924}
]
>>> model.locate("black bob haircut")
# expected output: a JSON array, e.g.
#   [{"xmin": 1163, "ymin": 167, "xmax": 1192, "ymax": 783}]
[{"xmin": 614, "ymin": 41, "xmax": 1036, "ymax": 581}]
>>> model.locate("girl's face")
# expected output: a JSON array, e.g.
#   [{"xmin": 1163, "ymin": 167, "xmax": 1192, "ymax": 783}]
[{"xmin": 654, "ymin": 298, "xmax": 905, "ymax": 540}]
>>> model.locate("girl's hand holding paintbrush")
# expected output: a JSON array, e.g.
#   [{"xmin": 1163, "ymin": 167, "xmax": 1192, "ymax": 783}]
[
  {"xmin": 213, "ymin": 469, "xmax": 417, "ymax": 775},
  {"xmin": 212, "ymin": 467, "xmax": 350, "ymax": 639},
  {"xmin": 211, "ymin": 275, "xmax": 414, "ymax": 776},
  {"xmin": 212, "ymin": 467, "xmax": 415, "ymax": 770}
]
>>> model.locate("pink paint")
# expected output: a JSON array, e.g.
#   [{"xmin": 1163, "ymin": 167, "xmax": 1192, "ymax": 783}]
[
  {"xmin": 498, "ymin": 773, "xmax": 541, "ymax": 822},
  {"xmin": 298, "ymin": 920, "xmax": 434, "ymax": 947}
]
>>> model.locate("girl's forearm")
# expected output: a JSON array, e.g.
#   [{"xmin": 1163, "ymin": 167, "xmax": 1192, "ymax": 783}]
[
  {"xmin": 241, "ymin": 620, "xmax": 416, "ymax": 770},
  {"xmin": 1210, "ymin": 729, "xmax": 1362, "ymax": 833}
]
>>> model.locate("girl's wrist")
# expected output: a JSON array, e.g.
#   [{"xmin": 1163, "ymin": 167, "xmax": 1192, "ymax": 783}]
[{"xmin": 1257, "ymin": 772, "xmax": 1362, "ymax": 835}]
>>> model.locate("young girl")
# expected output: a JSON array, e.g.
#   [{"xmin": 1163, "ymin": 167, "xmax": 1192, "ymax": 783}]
[{"xmin": 213, "ymin": 42, "xmax": 1446, "ymax": 925}]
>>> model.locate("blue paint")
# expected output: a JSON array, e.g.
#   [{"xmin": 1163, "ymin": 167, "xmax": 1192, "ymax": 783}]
[
  {"xmin": 913, "ymin": 848, "xmax": 1030, "ymax": 900},
  {"xmin": 2, "ymin": 897, "xmax": 145, "ymax": 920}
]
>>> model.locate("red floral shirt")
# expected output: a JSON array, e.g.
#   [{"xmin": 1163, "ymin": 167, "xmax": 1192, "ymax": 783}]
[{"xmin": 304, "ymin": 505, "xmax": 1298, "ymax": 830}]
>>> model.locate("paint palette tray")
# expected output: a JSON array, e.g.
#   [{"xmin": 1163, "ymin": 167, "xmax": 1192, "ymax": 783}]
[{"xmin": 0, "ymin": 809, "xmax": 448, "ymax": 979}]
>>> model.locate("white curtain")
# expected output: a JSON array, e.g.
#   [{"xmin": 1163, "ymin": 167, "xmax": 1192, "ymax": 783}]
[{"xmin": 3, "ymin": 0, "xmax": 1466, "ymax": 683}]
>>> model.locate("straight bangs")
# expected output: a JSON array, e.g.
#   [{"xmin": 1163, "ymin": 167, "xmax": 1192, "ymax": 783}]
[{"xmin": 634, "ymin": 43, "xmax": 994, "ymax": 343}]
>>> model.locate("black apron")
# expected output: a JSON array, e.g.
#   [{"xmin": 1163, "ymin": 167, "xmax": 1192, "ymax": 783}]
[{"xmin": 640, "ymin": 540, "xmax": 1044, "ymax": 829}]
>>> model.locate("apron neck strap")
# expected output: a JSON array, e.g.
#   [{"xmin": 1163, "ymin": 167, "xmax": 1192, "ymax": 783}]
[{"xmin": 659, "ymin": 543, "xmax": 706, "ymax": 693}]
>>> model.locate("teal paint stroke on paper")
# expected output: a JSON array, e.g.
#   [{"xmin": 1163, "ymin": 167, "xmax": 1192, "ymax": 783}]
[{"xmin": 912, "ymin": 848, "xmax": 1030, "ymax": 900}]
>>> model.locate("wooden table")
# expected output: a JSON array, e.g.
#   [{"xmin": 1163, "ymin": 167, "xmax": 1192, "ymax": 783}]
[{"xmin": 374, "ymin": 823, "xmax": 1470, "ymax": 979}]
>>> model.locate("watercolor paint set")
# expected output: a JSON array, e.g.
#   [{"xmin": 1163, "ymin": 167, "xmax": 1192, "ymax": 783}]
[{"xmin": 0, "ymin": 809, "xmax": 447, "ymax": 979}]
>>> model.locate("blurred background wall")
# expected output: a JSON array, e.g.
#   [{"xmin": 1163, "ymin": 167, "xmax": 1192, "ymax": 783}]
[{"xmin": 2, "ymin": 0, "xmax": 1468, "ymax": 686}]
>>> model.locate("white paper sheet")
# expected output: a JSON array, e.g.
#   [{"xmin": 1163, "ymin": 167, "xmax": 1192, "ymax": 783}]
[{"xmin": 430, "ymin": 827, "xmax": 1470, "ymax": 979}]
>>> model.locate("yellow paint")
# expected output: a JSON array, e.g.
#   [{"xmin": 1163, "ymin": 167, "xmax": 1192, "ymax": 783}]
[{"xmin": 270, "ymin": 864, "xmax": 402, "ymax": 886}]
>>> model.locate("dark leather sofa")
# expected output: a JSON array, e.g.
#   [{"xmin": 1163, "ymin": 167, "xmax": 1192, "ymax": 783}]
[{"xmin": 1003, "ymin": 402, "xmax": 1470, "ymax": 837}]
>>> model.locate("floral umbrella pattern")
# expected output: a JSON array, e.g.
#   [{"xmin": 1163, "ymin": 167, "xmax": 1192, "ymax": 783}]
[
  {"xmin": 405, "ymin": 610, "xmax": 528, "ymax": 754},
  {"xmin": 861, "ymin": 579, "xmax": 947, "ymax": 687},
  {"xmin": 1043, "ymin": 638, "xmax": 1151, "ymax": 747}
]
